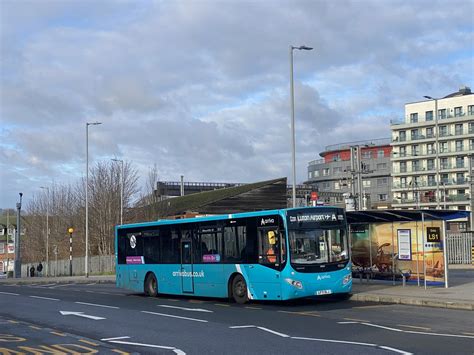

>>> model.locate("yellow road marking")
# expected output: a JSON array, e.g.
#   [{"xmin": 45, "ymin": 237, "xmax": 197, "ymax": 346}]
[
  {"xmin": 50, "ymin": 331, "xmax": 66, "ymax": 337},
  {"xmin": 214, "ymin": 303, "xmax": 230, "ymax": 307},
  {"xmin": 245, "ymin": 306, "xmax": 262, "ymax": 310},
  {"xmin": 112, "ymin": 349, "xmax": 130, "ymax": 354},
  {"xmin": 79, "ymin": 339, "xmax": 99, "ymax": 346},
  {"xmin": 397, "ymin": 324, "xmax": 432, "ymax": 331},
  {"xmin": 344, "ymin": 318, "xmax": 370, "ymax": 322},
  {"xmin": 29, "ymin": 326, "xmax": 41, "ymax": 330},
  {"xmin": 8, "ymin": 320, "xmax": 19, "ymax": 324}
]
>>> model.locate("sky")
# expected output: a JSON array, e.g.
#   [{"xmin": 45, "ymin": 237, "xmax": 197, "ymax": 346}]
[{"xmin": 1, "ymin": 0, "xmax": 473, "ymax": 209}]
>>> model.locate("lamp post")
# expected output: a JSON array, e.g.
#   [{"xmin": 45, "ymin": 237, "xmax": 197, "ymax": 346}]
[
  {"xmin": 423, "ymin": 96, "xmax": 440, "ymax": 209},
  {"xmin": 86, "ymin": 121, "xmax": 102, "ymax": 278},
  {"xmin": 14, "ymin": 193, "xmax": 23, "ymax": 278},
  {"xmin": 290, "ymin": 45, "xmax": 313, "ymax": 208},
  {"xmin": 111, "ymin": 158, "xmax": 124, "ymax": 225},
  {"xmin": 40, "ymin": 186, "xmax": 50, "ymax": 276}
]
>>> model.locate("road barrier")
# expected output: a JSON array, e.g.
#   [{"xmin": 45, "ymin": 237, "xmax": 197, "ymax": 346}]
[{"xmin": 21, "ymin": 255, "xmax": 115, "ymax": 277}]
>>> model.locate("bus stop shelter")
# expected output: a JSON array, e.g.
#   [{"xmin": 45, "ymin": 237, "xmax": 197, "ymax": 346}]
[{"xmin": 346, "ymin": 209, "xmax": 470, "ymax": 288}]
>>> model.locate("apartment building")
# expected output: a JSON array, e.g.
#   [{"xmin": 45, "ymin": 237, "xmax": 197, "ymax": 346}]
[
  {"xmin": 306, "ymin": 139, "xmax": 392, "ymax": 209},
  {"xmin": 391, "ymin": 86, "xmax": 474, "ymax": 212}
]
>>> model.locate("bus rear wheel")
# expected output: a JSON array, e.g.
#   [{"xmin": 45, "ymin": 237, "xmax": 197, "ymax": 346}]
[
  {"xmin": 144, "ymin": 273, "xmax": 158, "ymax": 297},
  {"xmin": 232, "ymin": 274, "xmax": 249, "ymax": 304}
]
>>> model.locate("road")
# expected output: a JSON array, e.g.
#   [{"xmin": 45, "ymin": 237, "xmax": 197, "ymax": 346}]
[{"xmin": 0, "ymin": 281, "xmax": 473, "ymax": 354}]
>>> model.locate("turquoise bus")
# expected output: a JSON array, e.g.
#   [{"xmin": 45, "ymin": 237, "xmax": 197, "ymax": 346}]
[{"xmin": 115, "ymin": 207, "xmax": 352, "ymax": 303}]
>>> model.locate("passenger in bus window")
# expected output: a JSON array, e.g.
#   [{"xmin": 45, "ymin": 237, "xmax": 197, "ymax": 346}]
[{"xmin": 265, "ymin": 231, "xmax": 278, "ymax": 263}]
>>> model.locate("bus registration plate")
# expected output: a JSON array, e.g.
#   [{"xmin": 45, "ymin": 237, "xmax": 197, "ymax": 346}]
[{"xmin": 316, "ymin": 289, "xmax": 332, "ymax": 295}]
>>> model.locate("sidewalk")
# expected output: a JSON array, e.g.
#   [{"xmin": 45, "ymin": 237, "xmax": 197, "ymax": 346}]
[
  {"xmin": 351, "ymin": 266, "xmax": 474, "ymax": 311},
  {"xmin": 0, "ymin": 275, "xmax": 115, "ymax": 285}
]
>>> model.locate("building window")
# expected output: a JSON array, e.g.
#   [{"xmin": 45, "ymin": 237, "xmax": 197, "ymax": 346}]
[
  {"xmin": 363, "ymin": 180, "xmax": 371, "ymax": 188},
  {"xmin": 438, "ymin": 108, "xmax": 447, "ymax": 119},
  {"xmin": 333, "ymin": 167, "xmax": 343, "ymax": 175},
  {"xmin": 332, "ymin": 154, "xmax": 341, "ymax": 162},
  {"xmin": 362, "ymin": 151, "xmax": 372, "ymax": 159},
  {"xmin": 440, "ymin": 157, "xmax": 449, "ymax": 169},
  {"xmin": 426, "ymin": 111, "xmax": 433, "ymax": 121},
  {"xmin": 411, "ymin": 129, "xmax": 420, "ymax": 140},
  {"xmin": 376, "ymin": 162, "xmax": 387, "ymax": 170},
  {"xmin": 428, "ymin": 175, "xmax": 436, "ymax": 186},
  {"xmin": 427, "ymin": 159, "xmax": 435, "ymax": 170},
  {"xmin": 378, "ymin": 194, "xmax": 388, "ymax": 201},
  {"xmin": 377, "ymin": 150, "xmax": 384, "ymax": 158},
  {"xmin": 399, "ymin": 146, "xmax": 406, "ymax": 157},
  {"xmin": 439, "ymin": 125, "xmax": 448, "ymax": 137},
  {"xmin": 335, "ymin": 195, "xmax": 344, "ymax": 203},
  {"xmin": 377, "ymin": 178, "xmax": 388, "ymax": 187},
  {"xmin": 314, "ymin": 170, "xmax": 320, "ymax": 177},
  {"xmin": 439, "ymin": 141, "xmax": 448, "ymax": 153},
  {"xmin": 334, "ymin": 182, "xmax": 341, "ymax": 190},
  {"xmin": 469, "ymin": 122, "xmax": 474, "ymax": 134},
  {"xmin": 400, "ymin": 161, "xmax": 407, "ymax": 173},
  {"xmin": 427, "ymin": 143, "xmax": 434, "ymax": 154},
  {"xmin": 454, "ymin": 106, "xmax": 463, "ymax": 117},
  {"xmin": 322, "ymin": 182, "xmax": 330, "ymax": 190},
  {"xmin": 455, "ymin": 124, "xmax": 463, "ymax": 135},
  {"xmin": 323, "ymin": 168, "xmax": 330, "ymax": 176},
  {"xmin": 399, "ymin": 131, "xmax": 406, "ymax": 142},
  {"xmin": 455, "ymin": 140, "xmax": 463, "ymax": 152},
  {"xmin": 441, "ymin": 174, "xmax": 449, "ymax": 184},
  {"xmin": 426, "ymin": 127, "xmax": 434, "ymax": 138},
  {"xmin": 412, "ymin": 145, "xmax": 420, "ymax": 156},
  {"xmin": 412, "ymin": 160, "xmax": 420, "ymax": 172},
  {"xmin": 456, "ymin": 156, "xmax": 464, "ymax": 169},
  {"xmin": 468, "ymin": 105, "xmax": 474, "ymax": 116},
  {"xmin": 470, "ymin": 139, "xmax": 474, "ymax": 150},
  {"xmin": 410, "ymin": 113, "xmax": 418, "ymax": 123},
  {"xmin": 0, "ymin": 243, "xmax": 4, "ymax": 254}
]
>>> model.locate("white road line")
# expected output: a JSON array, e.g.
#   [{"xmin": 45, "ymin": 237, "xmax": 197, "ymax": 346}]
[
  {"xmin": 379, "ymin": 345, "xmax": 413, "ymax": 355},
  {"xmin": 49, "ymin": 283, "xmax": 76, "ymax": 288},
  {"xmin": 107, "ymin": 339, "xmax": 186, "ymax": 354},
  {"xmin": 257, "ymin": 326, "xmax": 289, "ymax": 338},
  {"xmin": 101, "ymin": 336, "xmax": 131, "ymax": 341},
  {"xmin": 361, "ymin": 322, "xmax": 403, "ymax": 332},
  {"xmin": 158, "ymin": 305, "xmax": 213, "ymax": 313},
  {"xmin": 30, "ymin": 296, "xmax": 60, "ymax": 301},
  {"xmin": 40, "ymin": 283, "xmax": 60, "ymax": 287},
  {"xmin": 229, "ymin": 325, "xmax": 255, "ymax": 329},
  {"xmin": 337, "ymin": 321, "xmax": 358, "ymax": 324},
  {"xmin": 404, "ymin": 330, "xmax": 474, "ymax": 339},
  {"xmin": 0, "ymin": 291, "xmax": 19, "ymax": 296},
  {"xmin": 75, "ymin": 302, "xmax": 119, "ymax": 309},
  {"xmin": 291, "ymin": 336, "xmax": 377, "ymax": 347},
  {"xmin": 141, "ymin": 311, "xmax": 208, "ymax": 323}
]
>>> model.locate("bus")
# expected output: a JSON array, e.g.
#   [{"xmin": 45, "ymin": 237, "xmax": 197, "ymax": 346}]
[{"xmin": 115, "ymin": 207, "xmax": 352, "ymax": 303}]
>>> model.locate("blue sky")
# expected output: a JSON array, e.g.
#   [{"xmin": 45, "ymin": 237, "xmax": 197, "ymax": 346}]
[{"xmin": 1, "ymin": 0, "xmax": 473, "ymax": 208}]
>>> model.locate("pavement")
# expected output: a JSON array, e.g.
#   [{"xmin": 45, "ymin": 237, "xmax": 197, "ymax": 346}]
[{"xmin": 1, "ymin": 265, "xmax": 473, "ymax": 311}]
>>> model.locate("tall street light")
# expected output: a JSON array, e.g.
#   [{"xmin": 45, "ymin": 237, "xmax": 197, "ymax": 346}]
[
  {"xmin": 40, "ymin": 186, "xmax": 50, "ymax": 276},
  {"xmin": 14, "ymin": 193, "xmax": 23, "ymax": 278},
  {"xmin": 86, "ymin": 121, "xmax": 102, "ymax": 277},
  {"xmin": 290, "ymin": 45, "xmax": 313, "ymax": 208},
  {"xmin": 423, "ymin": 96, "xmax": 441, "ymax": 209},
  {"xmin": 111, "ymin": 158, "xmax": 124, "ymax": 225}
]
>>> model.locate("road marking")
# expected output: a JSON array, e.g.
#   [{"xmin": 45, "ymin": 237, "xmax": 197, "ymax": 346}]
[
  {"xmin": 352, "ymin": 304, "xmax": 389, "ymax": 309},
  {"xmin": 112, "ymin": 350, "xmax": 130, "ymax": 354},
  {"xmin": 462, "ymin": 332, "xmax": 474, "ymax": 336},
  {"xmin": 277, "ymin": 310, "xmax": 320, "ymax": 317},
  {"xmin": 379, "ymin": 346, "xmax": 412, "ymax": 354},
  {"xmin": 338, "ymin": 321, "xmax": 358, "ymax": 324},
  {"xmin": 397, "ymin": 324, "xmax": 431, "ymax": 331},
  {"xmin": 158, "ymin": 305, "xmax": 213, "ymax": 313},
  {"xmin": 8, "ymin": 320, "xmax": 19, "ymax": 323},
  {"xmin": 142, "ymin": 310, "xmax": 208, "ymax": 323},
  {"xmin": 30, "ymin": 295, "xmax": 60, "ymax": 301},
  {"xmin": 60, "ymin": 311, "xmax": 106, "ymax": 320},
  {"xmin": 101, "ymin": 336, "xmax": 131, "ymax": 341},
  {"xmin": 86, "ymin": 283, "xmax": 97, "ymax": 285},
  {"xmin": 49, "ymin": 283, "xmax": 76, "ymax": 288},
  {"xmin": 29, "ymin": 326, "xmax": 42, "ymax": 330},
  {"xmin": 75, "ymin": 301, "xmax": 119, "ymax": 309},
  {"xmin": 0, "ymin": 291, "xmax": 19, "ymax": 296},
  {"xmin": 37, "ymin": 283, "xmax": 58, "ymax": 287},
  {"xmin": 245, "ymin": 306, "xmax": 262, "ymax": 310},
  {"xmin": 79, "ymin": 339, "xmax": 99, "ymax": 346},
  {"xmin": 214, "ymin": 303, "xmax": 230, "ymax": 307},
  {"xmin": 106, "ymin": 339, "xmax": 186, "ymax": 354},
  {"xmin": 344, "ymin": 317, "xmax": 370, "ymax": 322},
  {"xmin": 229, "ymin": 325, "xmax": 289, "ymax": 337},
  {"xmin": 291, "ymin": 336, "xmax": 377, "ymax": 347},
  {"xmin": 362, "ymin": 323, "xmax": 403, "ymax": 332},
  {"xmin": 50, "ymin": 331, "xmax": 66, "ymax": 337}
]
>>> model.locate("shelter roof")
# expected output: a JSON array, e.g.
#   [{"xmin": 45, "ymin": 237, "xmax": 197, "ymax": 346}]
[{"xmin": 347, "ymin": 209, "xmax": 469, "ymax": 224}]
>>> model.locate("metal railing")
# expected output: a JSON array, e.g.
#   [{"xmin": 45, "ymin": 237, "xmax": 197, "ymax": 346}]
[{"xmin": 447, "ymin": 233, "xmax": 473, "ymax": 264}]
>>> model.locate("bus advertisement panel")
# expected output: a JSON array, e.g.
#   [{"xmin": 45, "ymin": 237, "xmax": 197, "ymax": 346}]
[{"xmin": 115, "ymin": 207, "xmax": 352, "ymax": 303}]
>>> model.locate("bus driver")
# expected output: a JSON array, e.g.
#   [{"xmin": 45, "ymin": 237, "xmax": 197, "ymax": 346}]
[{"xmin": 266, "ymin": 230, "xmax": 278, "ymax": 263}]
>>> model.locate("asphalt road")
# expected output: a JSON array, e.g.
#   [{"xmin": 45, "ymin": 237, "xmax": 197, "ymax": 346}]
[{"xmin": 0, "ymin": 282, "xmax": 473, "ymax": 354}]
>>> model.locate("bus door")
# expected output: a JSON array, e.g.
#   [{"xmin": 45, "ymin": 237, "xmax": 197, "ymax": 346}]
[{"xmin": 180, "ymin": 231, "xmax": 194, "ymax": 293}]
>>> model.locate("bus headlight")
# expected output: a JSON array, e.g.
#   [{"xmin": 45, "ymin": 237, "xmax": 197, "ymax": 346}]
[
  {"xmin": 343, "ymin": 274, "xmax": 352, "ymax": 285},
  {"xmin": 285, "ymin": 278, "xmax": 303, "ymax": 289}
]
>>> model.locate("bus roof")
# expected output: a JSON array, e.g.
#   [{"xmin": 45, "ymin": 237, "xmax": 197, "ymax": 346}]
[{"xmin": 116, "ymin": 206, "xmax": 343, "ymax": 230}]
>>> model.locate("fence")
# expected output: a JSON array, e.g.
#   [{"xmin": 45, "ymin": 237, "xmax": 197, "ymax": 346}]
[
  {"xmin": 21, "ymin": 255, "xmax": 115, "ymax": 278},
  {"xmin": 446, "ymin": 232, "xmax": 473, "ymax": 264}
]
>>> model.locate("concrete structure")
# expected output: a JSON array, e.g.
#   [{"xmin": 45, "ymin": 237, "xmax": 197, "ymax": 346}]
[
  {"xmin": 391, "ymin": 86, "xmax": 474, "ymax": 220},
  {"xmin": 306, "ymin": 138, "xmax": 392, "ymax": 209}
]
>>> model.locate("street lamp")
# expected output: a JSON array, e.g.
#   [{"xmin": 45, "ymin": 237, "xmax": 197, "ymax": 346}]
[
  {"xmin": 86, "ymin": 121, "xmax": 102, "ymax": 278},
  {"xmin": 290, "ymin": 44, "xmax": 313, "ymax": 208},
  {"xmin": 14, "ymin": 193, "xmax": 23, "ymax": 278},
  {"xmin": 423, "ymin": 96, "xmax": 441, "ymax": 209},
  {"xmin": 40, "ymin": 186, "xmax": 50, "ymax": 276},
  {"xmin": 111, "ymin": 158, "xmax": 124, "ymax": 225}
]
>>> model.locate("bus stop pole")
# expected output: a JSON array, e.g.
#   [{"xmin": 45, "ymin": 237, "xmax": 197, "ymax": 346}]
[
  {"xmin": 442, "ymin": 220, "xmax": 449, "ymax": 288},
  {"xmin": 422, "ymin": 212, "xmax": 426, "ymax": 290},
  {"xmin": 415, "ymin": 220, "xmax": 420, "ymax": 287},
  {"xmin": 391, "ymin": 222, "xmax": 395, "ymax": 286}
]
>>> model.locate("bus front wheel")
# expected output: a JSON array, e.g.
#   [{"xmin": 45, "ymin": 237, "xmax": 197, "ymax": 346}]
[
  {"xmin": 144, "ymin": 273, "xmax": 158, "ymax": 297},
  {"xmin": 232, "ymin": 274, "xmax": 249, "ymax": 304}
]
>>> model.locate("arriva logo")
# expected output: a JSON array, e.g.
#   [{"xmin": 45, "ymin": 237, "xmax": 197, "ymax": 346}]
[
  {"xmin": 317, "ymin": 274, "xmax": 331, "ymax": 281},
  {"xmin": 260, "ymin": 217, "xmax": 275, "ymax": 226}
]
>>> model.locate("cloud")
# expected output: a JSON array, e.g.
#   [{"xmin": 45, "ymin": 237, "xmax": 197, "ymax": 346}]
[{"xmin": 0, "ymin": 0, "xmax": 473, "ymax": 207}]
